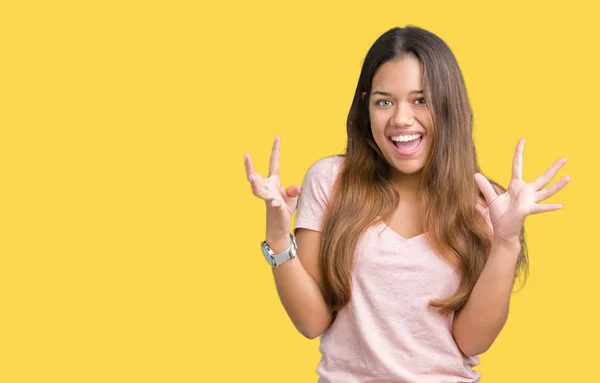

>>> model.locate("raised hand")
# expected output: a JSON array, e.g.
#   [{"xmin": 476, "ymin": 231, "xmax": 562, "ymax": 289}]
[
  {"xmin": 474, "ymin": 138, "xmax": 571, "ymax": 242},
  {"xmin": 244, "ymin": 136, "xmax": 301, "ymax": 241}
]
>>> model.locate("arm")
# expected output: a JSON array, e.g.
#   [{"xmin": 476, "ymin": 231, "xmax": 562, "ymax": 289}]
[
  {"xmin": 267, "ymin": 228, "xmax": 333, "ymax": 339},
  {"xmin": 451, "ymin": 236, "xmax": 521, "ymax": 356},
  {"xmin": 458, "ymin": 138, "xmax": 571, "ymax": 356},
  {"xmin": 244, "ymin": 137, "xmax": 333, "ymax": 339}
]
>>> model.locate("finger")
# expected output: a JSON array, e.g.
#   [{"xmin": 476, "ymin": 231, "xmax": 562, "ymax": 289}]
[
  {"xmin": 280, "ymin": 184, "xmax": 301, "ymax": 198},
  {"xmin": 512, "ymin": 138, "xmax": 525, "ymax": 180},
  {"xmin": 531, "ymin": 157, "xmax": 568, "ymax": 191},
  {"xmin": 286, "ymin": 185, "xmax": 301, "ymax": 198},
  {"xmin": 268, "ymin": 136, "xmax": 281, "ymax": 177},
  {"xmin": 244, "ymin": 153, "xmax": 258, "ymax": 181},
  {"xmin": 535, "ymin": 175, "xmax": 571, "ymax": 202},
  {"xmin": 278, "ymin": 185, "xmax": 301, "ymax": 208},
  {"xmin": 474, "ymin": 173, "xmax": 499, "ymax": 205},
  {"xmin": 249, "ymin": 173, "xmax": 268, "ymax": 198},
  {"xmin": 529, "ymin": 203, "xmax": 563, "ymax": 215},
  {"xmin": 269, "ymin": 198, "xmax": 288, "ymax": 213},
  {"xmin": 250, "ymin": 174, "xmax": 279, "ymax": 202}
]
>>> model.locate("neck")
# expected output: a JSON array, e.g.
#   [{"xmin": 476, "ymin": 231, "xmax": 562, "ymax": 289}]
[{"xmin": 390, "ymin": 171, "xmax": 423, "ymax": 201}]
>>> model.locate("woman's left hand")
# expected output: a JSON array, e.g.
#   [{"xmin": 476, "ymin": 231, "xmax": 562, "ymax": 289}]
[{"xmin": 474, "ymin": 138, "xmax": 571, "ymax": 242}]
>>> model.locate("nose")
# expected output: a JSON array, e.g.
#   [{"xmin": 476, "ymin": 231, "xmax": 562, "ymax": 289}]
[{"xmin": 391, "ymin": 101, "xmax": 414, "ymax": 127}]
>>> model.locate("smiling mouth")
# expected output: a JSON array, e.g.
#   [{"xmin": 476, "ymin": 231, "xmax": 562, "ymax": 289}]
[{"xmin": 390, "ymin": 134, "xmax": 423, "ymax": 156}]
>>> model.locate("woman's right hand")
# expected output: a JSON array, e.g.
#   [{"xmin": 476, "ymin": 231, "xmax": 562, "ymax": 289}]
[{"xmin": 244, "ymin": 136, "xmax": 301, "ymax": 244}]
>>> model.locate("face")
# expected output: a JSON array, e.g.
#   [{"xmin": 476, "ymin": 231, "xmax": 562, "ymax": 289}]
[{"xmin": 366, "ymin": 55, "xmax": 433, "ymax": 179}]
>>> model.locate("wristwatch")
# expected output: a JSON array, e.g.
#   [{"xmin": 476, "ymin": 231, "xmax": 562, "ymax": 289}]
[{"xmin": 261, "ymin": 233, "xmax": 297, "ymax": 267}]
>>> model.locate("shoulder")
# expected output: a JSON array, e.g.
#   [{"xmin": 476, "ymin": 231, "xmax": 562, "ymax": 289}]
[
  {"xmin": 295, "ymin": 155, "xmax": 345, "ymax": 231},
  {"xmin": 302, "ymin": 155, "xmax": 345, "ymax": 186},
  {"xmin": 305, "ymin": 154, "xmax": 344, "ymax": 176},
  {"xmin": 296, "ymin": 155, "xmax": 345, "ymax": 210}
]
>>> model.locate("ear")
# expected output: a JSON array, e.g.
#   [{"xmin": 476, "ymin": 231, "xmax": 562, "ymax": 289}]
[{"xmin": 361, "ymin": 91, "xmax": 367, "ymax": 101}]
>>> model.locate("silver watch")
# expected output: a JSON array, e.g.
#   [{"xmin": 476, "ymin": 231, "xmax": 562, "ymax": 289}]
[{"xmin": 261, "ymin": 233, "xmax": 297, "ymax": 267}]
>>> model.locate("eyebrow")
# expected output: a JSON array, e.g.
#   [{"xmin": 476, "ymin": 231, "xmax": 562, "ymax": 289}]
[{"xmin": 371, "ymin": 89, "xmax": 424, "ymax": 96}]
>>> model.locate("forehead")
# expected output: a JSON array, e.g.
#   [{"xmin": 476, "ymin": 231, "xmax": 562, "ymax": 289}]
[{"xmin": 371, "ymin": 56, "xmax": 424, "ymax": 93}]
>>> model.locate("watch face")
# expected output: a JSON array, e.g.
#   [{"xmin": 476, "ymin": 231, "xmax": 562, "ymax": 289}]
[{"xmin": 261, "ymin": 242, "xmax": 273, "ymax": 265}]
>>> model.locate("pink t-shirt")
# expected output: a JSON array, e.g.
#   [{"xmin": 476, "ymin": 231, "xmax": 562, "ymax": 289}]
[{"xmin": 294, "ymin": 155, "xmax": 481, "ymax": 383}]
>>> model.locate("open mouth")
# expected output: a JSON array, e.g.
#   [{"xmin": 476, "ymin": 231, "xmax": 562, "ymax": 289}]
[{"xmin": 390, "ymin": 134, "xmax": 423, "ymax": 156}]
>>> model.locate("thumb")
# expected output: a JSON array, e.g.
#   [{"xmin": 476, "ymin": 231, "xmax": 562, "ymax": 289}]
[
  {"xmin": 285, "ymin": 185, "xmax": 301, "ymax": 198},
  {"xmin": 474, "ymin": 173, "xmax": 498, "ymax": 205}
]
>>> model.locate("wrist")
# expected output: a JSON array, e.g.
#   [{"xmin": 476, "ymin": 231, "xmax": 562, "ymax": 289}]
[
  {"xmin": 492, "ymin": 234, "xmax": 521, "ymax": 250},
  {"xmin": 265, "ymin": 233, "xmax": 292, "ymax": 254}
]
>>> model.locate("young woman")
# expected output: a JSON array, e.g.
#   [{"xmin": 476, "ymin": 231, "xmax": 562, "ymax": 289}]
[{"xmin": 243, "ymin": 26, "xmax": 570, "ymax": 383}]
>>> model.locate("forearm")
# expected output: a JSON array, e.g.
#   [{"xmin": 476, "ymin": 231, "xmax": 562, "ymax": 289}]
[
  {"xmin": 452, "ymin": 236, "xmax": 522, "ymax": 356},
  {"xmin": 268, "ymin": 236, "xmax": 332, "ymax": 339}
]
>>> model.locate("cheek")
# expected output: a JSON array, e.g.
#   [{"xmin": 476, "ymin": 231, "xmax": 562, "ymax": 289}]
[
  {"xmin": 369, "ymin": 111, "xmax": 387, "ymax": 134},
  {"xmin": 417, "ymin": 111, "xmax": 433, "ymax": 130}
]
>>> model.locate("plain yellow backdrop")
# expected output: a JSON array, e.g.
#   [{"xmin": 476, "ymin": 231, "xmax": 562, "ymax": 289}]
[{"xmin": 0, "ymin": 0, "xmax": 597, "ymax": 382}]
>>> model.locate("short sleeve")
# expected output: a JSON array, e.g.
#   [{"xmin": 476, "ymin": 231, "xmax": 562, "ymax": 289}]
[{"xmin": 293, "ymin": 155, "xmax": 343, "ymax": 233}]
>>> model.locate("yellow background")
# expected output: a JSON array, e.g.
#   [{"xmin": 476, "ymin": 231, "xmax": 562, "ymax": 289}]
[{"xmin": 1, "ymin": 1, "xmax": 597, "ymax": 382}]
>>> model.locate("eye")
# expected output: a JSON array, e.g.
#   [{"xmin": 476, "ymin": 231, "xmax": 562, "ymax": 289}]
[
  {"xmin": 376, "ymin": 100, "xmax": 392, "ymax": 107},
  {"xmin": 414, "ymin": 98, "xmax": 426, "ymax": 105}
]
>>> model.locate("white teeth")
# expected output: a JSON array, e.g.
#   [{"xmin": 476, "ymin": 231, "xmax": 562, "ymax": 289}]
[{"xmin": 391, "ymin": 134, "xmax": 422, "ymax": 142}]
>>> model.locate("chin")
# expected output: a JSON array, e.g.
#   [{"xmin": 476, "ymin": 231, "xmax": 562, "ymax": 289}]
[
  {"xmin": 385, "ymin": 157, "xmax": 426, "ymax": 176},
  {"xmin": 392, "ymin": 166, "xmax": 424, "ymax": 176}
]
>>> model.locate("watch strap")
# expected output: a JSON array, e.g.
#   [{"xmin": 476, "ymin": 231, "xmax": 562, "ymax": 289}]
[{"xmin": 262, "ymin": 233, "xmax": 297, "ymax": 267}]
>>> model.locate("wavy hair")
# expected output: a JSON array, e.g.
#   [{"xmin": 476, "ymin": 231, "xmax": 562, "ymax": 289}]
[{"xmin": 320, "ymin": 26, "xmax": 528, "ymax": 315}]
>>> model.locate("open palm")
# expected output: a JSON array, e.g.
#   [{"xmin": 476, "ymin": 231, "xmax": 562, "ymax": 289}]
[{"xmin": 474, "ymin": 139, "xmax": 571, "ymax": 241}]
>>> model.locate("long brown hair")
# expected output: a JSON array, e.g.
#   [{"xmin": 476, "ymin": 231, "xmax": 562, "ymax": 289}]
[{"xmin": 320, "ymin": 26, "xmax": 528, "ymax": 315}]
